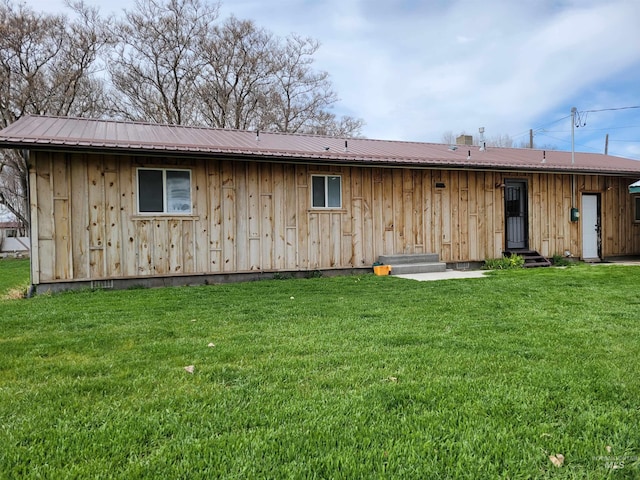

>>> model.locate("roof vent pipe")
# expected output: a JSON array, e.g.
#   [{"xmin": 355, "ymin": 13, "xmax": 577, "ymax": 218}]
[
  {"xmin": 256, "ymin": 130, "xmax": 260, "ymax": 142},
  {"xmin": 467, "ymin": 150, "xmax": 471, "ymax": 160},
  {"xmin": 344, "ymin": 140, "xmax": 348, "ymax": 153}
]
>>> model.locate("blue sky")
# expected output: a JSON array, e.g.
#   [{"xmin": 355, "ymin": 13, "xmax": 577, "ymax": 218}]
[{"xmin": 25, "ymin": 0, "xmax": 640, "ymax": 160}]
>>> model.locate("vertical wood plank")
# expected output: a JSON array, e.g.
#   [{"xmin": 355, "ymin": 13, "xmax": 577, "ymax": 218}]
[
  {"xmin": 136, "ymin": 220, "xmax": 152, "ymax": 276},
  {"xmin": 320, "ymin": 212, "xmax": 332, "ymax": 267},
  {"xmin": 459, "ymin": 171, "xmax": 469, "ymax": 261},
  {"xmin": 283, "ymin": 164, "xmax": 298, "ymax": 269},
  {"xmin": 382, "ymin": 169, "xmax": 394, "ymax": 254},
  {"xmin": 208, "ymin": 160, "xmax": 222, "ymax": 272},
  {"xmin": 168, "ymin": 219, "xmax": 183, "ymax": 273},
  {"xmin": 153, "ymin": 219, "xmax": 169, "ymax": 275},
  {"xmin": 70, "ymin": 154, "xmax": 90, "ymax": 279},
  {"xmin": 88, "ymin": 155, "xmax": 105, "ymax": 278},
  {"xmin": 272, "ymin": 163, "xmax": 285, "ymax": 269},
  {"xmin": 296, "ymin": 165, "xmax": 309, "ymax": 269},
  {"xmin": 247, "ymin": 162, "xmax": 260, "ymax": 269},
  {"xmin": 183, "ymin": 219, "xmax": 195, "ymax": 273},
  {"xmin": 104, "ymin": 156, "xmax": 121, "ymax": 278},
  {"xmin": 449, "ymin": 171, "xmax": 459, "ymax": 260},
  {"xmin": 193, "ymin": 159, "xmax": 209, "ymax": 273},
  {"xmin": 361, "ymin": 168, "xmax": 373, "ymax": 265},
  {"xmin": 422, "ymin": 171, "xmax": 433, "ymax": 253},
  {"xmin": 53, "ymin": 199, "xmax": 70, "ymax": 279},
  {"xmin": 222, "ymin": 161, "xmax": 236, "ymax": 272},
  {"xmin": 412, "ymin": 170, "xmax": 423, "ymax": 253},
  {"xmin": 308, "ymin": 212, "xmax": 319, "ymax": 268},
  {"xmin": 440, "ymin": 171, "xmax": 451, "ymax": 260},
  {"xmin": 341, "ymin": 166, "xmax": 353, "ymax": 266},
  {"xmin": 29, "ymin": 155, "xmax": 41, "ymax": 284},
  {"xmin": 371, "ymin": 167, "xmax": 384, "ymax": 258},
  {"xmin": 402, "ymin": 169, "xmax": 413, "ymax": 254},
  {"xmin": 331, "ymin": 212, "xmax": 342, "ymax": 267},
  {"xmin": 118, "ymin": 157, "xmax": 137, "ymax": 277},
  {"xmin": 53, "ymin": 154, "xmax": 71, "ymax": 280}
]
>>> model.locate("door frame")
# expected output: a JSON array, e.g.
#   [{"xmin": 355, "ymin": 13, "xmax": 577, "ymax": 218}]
[
  {"xmin": 504, "ymin": 179, "xmax": 529, "ymax": 250},
  {"xmin": 581, "ymin": 193, "xmax": 602, "ymax": 260}
]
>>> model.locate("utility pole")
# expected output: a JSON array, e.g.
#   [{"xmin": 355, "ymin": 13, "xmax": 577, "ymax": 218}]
[
  {"xmin": 604, "ymin": 134, "xmax": 609, "ymax": 155},
  {"xmin": 529, "ymin": 129, "xmax": 533, "ymax": 148},
  {"xmin": 571, "ymin": 107, "xmax": 576, "ymax": 165}
]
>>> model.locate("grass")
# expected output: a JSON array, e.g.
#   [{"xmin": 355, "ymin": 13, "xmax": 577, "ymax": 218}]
[
  {"xmin": 1, "ymin": 261, "xmax": 639, "ymax": 478},
  {"xmin": 0, "ymin": 258, "xmax": 29, "ymax": 298}
]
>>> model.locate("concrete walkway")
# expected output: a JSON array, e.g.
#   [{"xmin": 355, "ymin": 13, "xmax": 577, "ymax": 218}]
[
  {"xmin": 393, "ymin": 269, "xmax": 489, "ymax": 282},
  {"xmin": 393, "ymin": 259, "xmax": 640, "ymax": 282}
]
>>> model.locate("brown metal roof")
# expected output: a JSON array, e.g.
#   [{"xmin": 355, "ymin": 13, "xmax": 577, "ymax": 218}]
[{"xmin": 1, "ymin": 115, "xmax": 640, "ymax": 175}]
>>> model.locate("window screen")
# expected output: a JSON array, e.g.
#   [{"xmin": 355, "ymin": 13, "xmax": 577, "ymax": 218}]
[
  {"xmin": 327, "ymin": 176, "xmax": 341, "ymax": 208},
  {"xmin": 166, "ymin": 170, "xmax": 191, "ymax": 213}
]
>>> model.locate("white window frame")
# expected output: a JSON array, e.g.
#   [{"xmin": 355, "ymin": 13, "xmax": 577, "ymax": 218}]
[
  {"xmin": 137, "ymin": 167, "xmax": 192, "ymax": 215},
  {"xmin": 311, "ymin": 175, "xmax": 342, "ymax": 209}
]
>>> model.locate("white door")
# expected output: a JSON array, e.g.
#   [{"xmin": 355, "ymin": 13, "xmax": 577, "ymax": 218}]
[{"xmin": 581, "ymin": 194, "xmax": 600, "ymax": 260}]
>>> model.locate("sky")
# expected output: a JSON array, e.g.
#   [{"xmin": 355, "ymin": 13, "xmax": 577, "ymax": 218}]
[{"xmin": 24, "ymin": 0, "xmax": 640, "ymax": 160}]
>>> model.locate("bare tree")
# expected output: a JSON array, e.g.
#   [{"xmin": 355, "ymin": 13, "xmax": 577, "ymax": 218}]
[
  {"xmin": 264, "ymin": 35, "xmax": 337, "ymax": 134},
  {"xmin": 486, "ymin": 133, "xmax": 514, "ymax": 148},
  {"xmin": 197, "ymin": 16, "xmax": 274, "ymax": 130},
  {"xmin": 108, "ymin": 0, "xmax": 363, "ymax": 137},
  {"xmin": 0, "ymin": 0, "xmax": 111, "ymax": 227},
  {"xmin": 108, "ymin": 0, "xmax": 220, "ymax": 125},
  {"xmin": 301, "ymin": 111, "xmax": 365, "ymax": 137},
  {"xmin": 441, "ymin": 131, "xmax": 457, "ymax": 145}
]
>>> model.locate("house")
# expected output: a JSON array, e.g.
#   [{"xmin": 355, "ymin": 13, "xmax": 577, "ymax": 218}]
[
  {"xmin": 0, "ymin": 218, "xmax": 29, "ymax": 257},
  {"xmin": 1, "ymin": 115, "xmax": 640, "ymax": 293}
]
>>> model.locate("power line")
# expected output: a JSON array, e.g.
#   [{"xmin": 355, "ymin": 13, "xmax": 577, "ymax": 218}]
[
  {"xmin": 511, "ymin": 114, "xmax": 571, "ymax": 140},
  {"xmin": 583, "ymin": 105, "xmax": 640, "ymax": 113},
  {"xmin": 533, "ymin": 132, "xmax": 600, "ymax": 153}
]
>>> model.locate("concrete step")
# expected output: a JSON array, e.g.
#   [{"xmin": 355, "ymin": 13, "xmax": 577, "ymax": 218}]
[
  {"xmin": 378, "ymin": 253, "xmax": 440, "ymax": 265},
  {"xmin": 504, "ymin": 249, "xmax": 552, "ymax": 268},
  {"xmin": 389, "ymin": 262, "xmax": 447, "ymax": 275}
]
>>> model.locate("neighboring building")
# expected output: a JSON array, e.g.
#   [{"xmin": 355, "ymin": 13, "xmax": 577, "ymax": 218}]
[
  {"xmin": 1, "ymin": 115, "xmax": 640, "ymax": 292},
  {"xmin": 0, "ymin": 220, "xmax": 29, "ymax": 256}
]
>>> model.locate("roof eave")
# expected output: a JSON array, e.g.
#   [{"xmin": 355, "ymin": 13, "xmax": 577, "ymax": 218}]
[{"xmin": 2, "ymin": 141, "xmax": 639, "ymax": 177}]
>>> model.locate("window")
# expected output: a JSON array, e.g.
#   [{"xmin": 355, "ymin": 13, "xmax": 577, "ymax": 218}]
[
  {"xmin": 312, "ymin": 175, "xmax": 342, "ymax": 208},
  {"xmin": 635, "ymin": 197, "xmax": 640, "ymax": 222},
  {"xmin": 137, "ymin": 168, "xmax": 192, "ymax": 214}
]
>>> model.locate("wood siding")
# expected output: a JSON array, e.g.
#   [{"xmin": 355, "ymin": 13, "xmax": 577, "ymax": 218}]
[{"xmin": 29, "ymin": 152, "xmax": 640, "ymax": 283}]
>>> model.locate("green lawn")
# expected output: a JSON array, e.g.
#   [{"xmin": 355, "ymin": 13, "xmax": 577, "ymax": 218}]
[
  {"xmin": 1, "ymin": 261, "xmax": 639, "ymax": 478},
  {"xmin": 0, "ymin": 257, "xmax": 29, "ymax": 296}
]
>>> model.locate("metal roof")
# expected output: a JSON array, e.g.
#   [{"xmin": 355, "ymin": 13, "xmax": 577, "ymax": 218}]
[{"xmin": 1, "ymin": 115, "xmax": 640, "ymax": 175}]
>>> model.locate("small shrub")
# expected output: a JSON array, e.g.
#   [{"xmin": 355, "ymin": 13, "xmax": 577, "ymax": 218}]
[
  {"xmin": 551, "ymin": 254, "xmax": 573, "ymax": 267},
  {"xmin": 272, "ymin": 272, "xmax": 293, "ymax": 280},
  {"xmin": 483, "ymin": 254, "xmax": 525, "ymax": 270}
]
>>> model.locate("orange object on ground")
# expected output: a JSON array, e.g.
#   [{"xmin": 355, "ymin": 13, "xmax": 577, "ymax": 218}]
[{"xmin": 373, "ymin": 265, "xmax": 391, "ymax": 276}]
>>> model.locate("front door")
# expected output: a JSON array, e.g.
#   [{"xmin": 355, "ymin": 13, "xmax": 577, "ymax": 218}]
[
  {"xmin": 505, "ymin": 180, "xmax": 528, "ymax": 249},
  {"xmin": 581, "ymin": 194, "xmax": 601, "ymax": 260}
]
